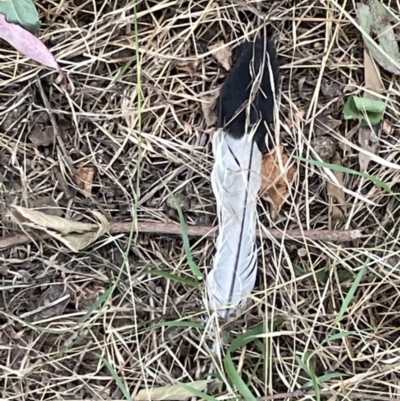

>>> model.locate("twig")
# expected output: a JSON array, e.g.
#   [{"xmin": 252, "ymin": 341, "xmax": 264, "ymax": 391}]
[
  {"xmin": 258, "ymin": 389, "xmax": 398, "ymax": 401},
  {"xmin": 0, "ymin": 220, "xmax": 362, "ymax": 250}
]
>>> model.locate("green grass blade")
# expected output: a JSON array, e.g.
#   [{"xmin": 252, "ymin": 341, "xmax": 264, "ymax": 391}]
[
  {"xmin": 336, "ymin": 264, "xmax": 367, "ymax": 323},
  {"xmin": 295, "ymin": 353, "xmax": 320, "ymax": 401},
  {"xmin": 223, "ymin": 324, "xmax": 266, "ymax": 401},
  {"xmin": 98, "ymin": 354, "xmax": 133, "ymax": 401},
  {"xmin": 78, "ymin": 286, "xmax": 114, "ymax": 324},
  {"xmin": 323, "ymin": 330, "xmax": 355, "ymax": 343},
  {"xmin": 163, "ymin": 183, "xmax": 203, "ymax": 279},
  {"xmin": 294, "ymin": 155, "xmax": 393, "ymax": 193},
  {"xmin": 173, "ymin": 380, "xmax": 219, "ymax": 401},
  {"xmin": 145, "ymin": 269, "xmax": 201, "ymax": 288}
]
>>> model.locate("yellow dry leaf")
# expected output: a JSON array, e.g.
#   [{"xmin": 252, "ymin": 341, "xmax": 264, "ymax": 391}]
[
  {"xmin": 135, "ymin": 379, "xmax": 216, "ymax": 401},
  {"xmin": 209, "ymin": 40, "xmax": 232, "ymax": 70},
  {"xmin": 326, "ymin": 152, "xmax": 346, "ymax": 221},
  {"xmin": 260, "ymin": 145, "xmax": 297, "ymax": 217},
  {"xmin": 11, "ymin": 205, "xmax": 110, "ymax": 252},
  {"xmin": 75, "ymin": 166, "xmax": 95, "ymax": 197}
]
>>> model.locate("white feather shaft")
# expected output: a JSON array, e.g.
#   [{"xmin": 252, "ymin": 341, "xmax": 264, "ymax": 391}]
[{"xmin": 207, "ymin": 129, "xmax": 262, "ymax": 319}]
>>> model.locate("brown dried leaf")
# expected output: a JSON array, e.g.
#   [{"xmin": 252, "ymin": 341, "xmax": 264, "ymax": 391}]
[
  {"xmin": 75, "ymin": 166, "xmax": 95, "ymax": 197},
  {"xmin": 209, "ymin": 40, "xmax": 232, "ymax": 70},
  {"xmin": 10, "ymin": 205, "xmax": 110, "ymax": 252},
  {"xmin": 33, "ymin": 284, "xmax": 71, "ymax": 321},
  {"xmin": 358, "ymin": 47, "xmax": 384, "ymax": 171},
  {"xmin": 29, "ymin": 126, "xmax": 54, "ymax": 147},
  {"xmin": 321, "ymin": 78, "xmax": 342, "ymax": 97},
  {"xmin": 135, "ymin": 379, "xmax": 216, "ymax": 401},
  {"xmin": 326, "ymin": 152, "xmax": 346, "ymax": 221},
  {"xmin": 201, "ymin": 91, "xmax": 219, "ymax": 126},
  {"xmin": 314, "ymin": 114, "xmax": 342, "ymax": 136},
  {"xmin": 260, "ymin": 145, "xmax": 297, "ymax": 218}
]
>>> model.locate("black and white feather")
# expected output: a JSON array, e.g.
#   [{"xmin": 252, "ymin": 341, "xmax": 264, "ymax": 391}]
[{"xmin": 207, "ymin": 36, "xmax": 279, "ymax": 319}]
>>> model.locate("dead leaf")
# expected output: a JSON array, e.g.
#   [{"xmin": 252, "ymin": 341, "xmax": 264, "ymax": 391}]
[
  {"xmin": 10, "ymin": 205, "xmax": 110, "ymax": 252},
  {"xmin": 175, "ymin": 59, "xmax": 199, "ymax": 75},
  {"xmin": 321, "ymin": 78, "xmax": 342, "ymax": 97},
  {"xmin": 31, "ymin": 195, "xmax": 62, "ymax": 217},
  {"xmin": 135, "ymin": 379, "xmax": 216, "ymax": 401},
  {"xmin": 201, "ymin": 91, "xmax": 219, "ymax": 126},
  {"xmin": 314, "ymin": 114, "xmax": 342, "ymax": 136},
  {"xmin": 33, "ymin": 284, "xmax": 72, "ymax": 321},
  {"xmin": 326, "ymin": 152, "xmax": 346, "ymax": 221},
  {"xmin": 358, "ymin": 47, "xmax": 384, "ymax": 171},
  {"xmin": 260, "ymin": 145, "xmax": 297, "ymax": 218},
  {"xmin": 0, "ymin": 14, "xmax": 60, "ymax": 70},
  {"xmin": 29, "ymin": 126, "xmax": 53, "ymax": 147},
  {"xmin": 209, "ymin": 40, "xmax": 232, "ymax": 70},
  {"xmin": 75, "ymin": 166, "xmax": 95, "ymax": 197},
  {"xmin": 357, "ymin": 2, "xmax": 400, "ymax": 75}
]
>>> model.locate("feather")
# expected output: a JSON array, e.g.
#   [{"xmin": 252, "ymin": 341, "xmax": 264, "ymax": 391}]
[
  {"xmin": 207, "ymin": 129, "xmax": 262, "ymax": 319},
  {"xmin": 206, "ymin": 36, "xmax": 279, "ymax": 319}
]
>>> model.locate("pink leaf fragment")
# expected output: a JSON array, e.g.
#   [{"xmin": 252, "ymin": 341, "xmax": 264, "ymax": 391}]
[{"xmin": 0, "ymin": 14, "xmax": 59, "ymax": 70}]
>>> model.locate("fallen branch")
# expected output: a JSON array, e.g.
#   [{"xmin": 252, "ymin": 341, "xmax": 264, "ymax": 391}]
[{"xmin": 0, "ymin": 220, "xmax": 362, "ymax": 250}]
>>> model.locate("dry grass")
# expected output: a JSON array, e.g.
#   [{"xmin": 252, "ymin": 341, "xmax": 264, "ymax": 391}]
[{"xmin": 2, "ymin": 0, "xmax": 400, "ymax": 399}]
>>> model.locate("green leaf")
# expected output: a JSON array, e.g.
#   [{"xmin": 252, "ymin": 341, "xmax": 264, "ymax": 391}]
[
  {"xmin": 343, "ymin": 95, "xmax": 385, "ymax": 125},
  {"xmin": 353, "ymin": 96, "xmax": 386, "ymax": 114},
  {"xmin": 0, "ymin": 0, "xmax": 40, "ymax": 33}
]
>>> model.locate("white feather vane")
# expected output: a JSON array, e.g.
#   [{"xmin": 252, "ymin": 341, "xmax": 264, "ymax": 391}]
[{"xmin": 207, "ymin": 128, "xmax": 262, "ymax": 319}]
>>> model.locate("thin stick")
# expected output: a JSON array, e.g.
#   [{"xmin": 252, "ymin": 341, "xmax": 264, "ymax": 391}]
[
  {"xmin": 0, "ymin": 220, "xmax": 362, "ymax": 250},
  {"xmin": 258, "ymin": 389, "xmax": 398, "ymax": 401}
]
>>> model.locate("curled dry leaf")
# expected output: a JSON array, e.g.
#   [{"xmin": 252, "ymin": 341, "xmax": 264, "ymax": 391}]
[
  {"xmin": 321, "ymin": 78, "xmax": 342, "ymax": 97},
  {"xmin": 135, "ymin": 379, "xmax": 217, "ymax": 401},
  {"xmin": 75, "ymin": 166, "xmax": 95, "ymax": 197},
  {"xmin": 0, "ymin": 14, "xmax": 60, "ymax": 70},
  {"xmin": 201, "ymin": 90, "xmax": 219, "ymax": 126},
  {"xmin": 209, "ymin": 40, "xmax": 232, "ymax": 70},
  {"xmin": 260, "ymin": 145, "xmax": 297, "ymax": 218},
  {"xmin": 326, "ymin": 152, "xmax": 346, "ymax": 221},
  {"xmin": 306, "ymin": 113, "xmax": 342, "ymax": 137},
  {"xmin": 10, "ymin": 205, "xmax": 110, "ymax": 252}
]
